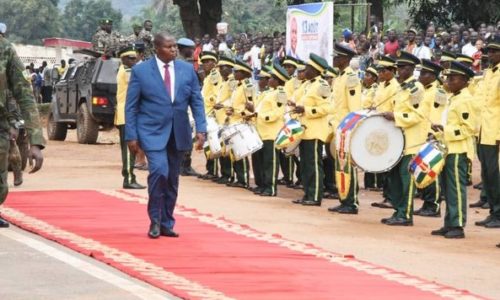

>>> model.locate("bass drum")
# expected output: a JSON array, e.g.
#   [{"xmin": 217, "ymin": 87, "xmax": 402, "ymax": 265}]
[{"xmin": 349, "ymin": 114, "xmax": 405, "ymax": 173}]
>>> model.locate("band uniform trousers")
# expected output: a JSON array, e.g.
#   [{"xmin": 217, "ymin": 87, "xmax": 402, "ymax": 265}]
[
  {"xmin": 252, "ymin": 150, "xmax": 264, "ymax": 189},
  {"xmin": 0, "ymin": 137, "xmax": 10, "ymax": 205},
  {"xmin": 442, "ymin": 153, "xmax": 468, "ymax": 228},
  {"xmin": 279, "ymin": 152, "xmax": 295, "ymax": 184},
  {"xmin": 219, "ymin": 155, "xmax": 233, "ymax": 181},
  {"xmin": 478, "ymin": 144, "xmax": 500, "ymax": 219},
  {"xmin": 323, "ymin": 142, "xmax": 337, "ymax": 193},
  {"xmin": 117, "ymin": 125, "xmax": 137, "ymax": 185},
  {"xmin": 387, "ymin": 154, "xmax": 415, "ymax": 220},
  {"xmin": 300, "ymin": 139, "xmax": 324, "ymax": 202},
  {"xmin": 420, "ymin": 176, "xmax": 441, "ymax": 212},
  {"xmin": 337, "ymin": 162, "xmax": 360, "ymax": 209},
  {"xmin": 233, "ymin": 157, "xmax": 250, "ymax": 186},
  {"xmin": 364, "ymin": 172, "xmax": 385, "ymax": 189},
  {"xmin": 145, "ymin": 130, "xmax": 184, "ymax": 230},
  {"xmin": 206, "ymin": 157, "xmax": 219, "ymax": 177},
  {"xmin": 260, "ymin": 141, "xmax": 279, "ymax": 195}
]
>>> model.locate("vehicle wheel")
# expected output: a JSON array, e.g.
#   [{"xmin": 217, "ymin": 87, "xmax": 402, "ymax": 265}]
[
  {"xmin": 17, "ymin": 130, "xmax": 29, "ymax": 171},
  {"xmin": 76, "ymin": 103, "xmax": 99, "ymax": 144},
  {"xmin": 47, "ymin": 111, "xmax": 67, "ymax": 141}
]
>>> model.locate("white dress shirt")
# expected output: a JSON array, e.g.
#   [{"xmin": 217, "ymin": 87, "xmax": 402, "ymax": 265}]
[
  {"xmin": 156, "ymin": 55, "xmax": 176, "ymax": 102},
  {"xmin": 462, "ymin": 43, "xmax": 476, "ymax": 57}
]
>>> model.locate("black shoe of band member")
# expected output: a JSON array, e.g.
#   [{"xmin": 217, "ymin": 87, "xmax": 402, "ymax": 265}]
[
  {"xmin": 334, "ymin": 205, "xmax": 358, "ymax": 214},
  {"xmin": 469, "ymin": 199, "xmax": 487, "ymax": 208},
  {"xmin": 475, "ymin": 215, "xmax": 494, "ymax": 226},
  {"xmin": 384, "ymin": 217, "xmax": 413, "ymax": 226},
  {"xmin": 260, "ymin": 191, "xmax": 277, "ymax": 197},
  {"xmin": 123, "ymin": 182, "xmax": 146, "ymax": 189},
  {"xmin": 292, "ymin": 198, "xmax": 304, "ymax": 204},
  {"xmin": 417, "ymin": 208, "xmax": 441, "ymax": 217},
  {"xmin": 484, "ymin": 218, "xmax": 500, "ymax": 228},
  {"xmin": 444, "ymin": 227, "xmax": 465, "ymax": 239},
  {"xmin": 481, "ymin": 202, "xmax": 490, "ymax": 209},
  {"xmin": 431, "ymin": 227, "xmax": 449, "ymax": 236},
  {"xmin": 302, "ymin": 200, "xmax": 321, "ymax": 206}
]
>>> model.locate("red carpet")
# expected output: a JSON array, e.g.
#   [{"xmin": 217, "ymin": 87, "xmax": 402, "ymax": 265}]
[{"xmin": 3, "ymin": 190, "xmax": 482, "ymax": 300}]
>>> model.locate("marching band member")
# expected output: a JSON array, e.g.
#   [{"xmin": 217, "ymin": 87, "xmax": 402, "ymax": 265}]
[
  {"xmin": 213, "ymin": 57, "xmax": 236, "ymax": 185},
  {"xmin": 368, "ymin": 56, "xmax": 399, "ymax": 209},
  {"xmin": 360, "ymin": 66, "xmax": 383, "ymax": 191},
  {"xmin": 253, "ymin": 65, "xmax": 290, "ymax": 196},
  {"xmin": 414, "ymin": 59, "xmax": 447, "ymax": 217},
  {"xmin": 322, "ymin": 66, "xmax": 339, "ymax": 199},
  {"xmin": 199, "ymin": 51, "xmax": 221, "ymax": 180},
  {"xmin": 291, "ymin": 53, "xmax": 331, "ymax": 206},
  {"xmin": 280, "ymin": 56, "xmax": 301, "ymax": 187},
  {"xmin": 475, "ymin": 38, "xmax": 500, "ymax": 229},
  {"xmin": 381, "ymin": 51, "xmax": 428, "ymax": 226},
  {"xmin": 250, "ymin": 66, "xmax": 272, "ymax": 194},
  {"xmin": 430, "ymin": 61, "xmax": 478, "ymax": 238},
  {"xmin": 225, "ymin": 59, "xmax": 255, "ymax": 188},
  {"xmin": 328, "ymin": 43, "xmax": 362, "ymax": 214}
]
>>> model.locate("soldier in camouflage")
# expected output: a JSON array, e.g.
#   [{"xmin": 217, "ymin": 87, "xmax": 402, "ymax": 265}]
[
  {"xmin": 6, "ymin": 91, "xmax": 23, "ymax": 186},
  {"xmin": 138, "ymin": 20, "xmax": 154, "ymax": 58},
  {"xmin": 127, "ymin": 24, "xmax": 142, "ymax": 44},
  {"xmin": 92, "ymin": 19, "xmax": 123, "ymax": 57},
  {"xmin": 0, "ymin": 34, "xmax": 45, "ymax": 228}
]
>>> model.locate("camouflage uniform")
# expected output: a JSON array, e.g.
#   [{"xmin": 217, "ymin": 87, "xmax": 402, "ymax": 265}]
[
  {"xmin": 6, "ymin": 92, "xmax": 22, "ymax": 177},
  {"xmin": 138, "ymin": 29, "xmax": 154, "ymax": 58},
  {"xmin": 92, "ymin": 30, "xmax": 123, "ymax": 55},
  {"xmin": 0, "ymin": 37, "xmax": 45, "ymax": 205}
]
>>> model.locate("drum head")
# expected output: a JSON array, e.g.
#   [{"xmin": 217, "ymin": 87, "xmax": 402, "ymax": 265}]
[{"xmin": 350, "ymin": 115, "xmax": 404, "ymax": 173}]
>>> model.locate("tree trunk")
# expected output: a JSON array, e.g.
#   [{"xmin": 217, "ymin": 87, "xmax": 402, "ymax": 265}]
[
  {"xmin": 199, "ymin": 0, "xmax": 222, "ymax": 37},
  {"xmin": 174, "ymin": 0, "xmax": 202, "ymax": 39},
  {"xmin": 367, "ymin": 0, "xmax": 384, "ymax": 26}
]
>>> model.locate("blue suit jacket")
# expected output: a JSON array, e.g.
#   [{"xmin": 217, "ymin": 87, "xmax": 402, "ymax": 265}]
[{"xmin": 124, "ymin": 58, "xmax": 206, "ymax": 152}]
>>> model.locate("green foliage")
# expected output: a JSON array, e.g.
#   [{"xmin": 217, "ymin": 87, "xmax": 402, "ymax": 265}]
[
  {"xmin": 126, "ymin": 5, "xmax": 184, "ymax": 38},
  {"xmin": 61, "ymin": 0, "xmax": 122, "ymax": 41},
  {"xmin": 0, "ymin": 0, "xmax": 61, "ymax": 44},
  {"xmin": 222, "ymin": 0, "xmax": 287, "ymax": 34}
]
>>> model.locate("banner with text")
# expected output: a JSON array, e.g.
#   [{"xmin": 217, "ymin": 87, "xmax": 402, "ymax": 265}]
[{"xmin": 286, "ymin": 3, "xmax": 334, "ymax": 65}]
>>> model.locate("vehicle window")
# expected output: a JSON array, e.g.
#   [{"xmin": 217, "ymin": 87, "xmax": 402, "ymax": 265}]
[
  {"xmin": 95, "ymin": 59, "xmax": 119, "ymax": 84},
  {"xmin": 63, "ymin": 67, "xmax": 75, "ymax": 80},
  {"xmin": 69, "ymin": 66, "xmax": 79, "ymax": 80}
]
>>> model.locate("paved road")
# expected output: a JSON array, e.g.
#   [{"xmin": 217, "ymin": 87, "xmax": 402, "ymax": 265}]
[{"xmin": 0, "ymin": 226, "xmax": 176, "ymax": 300}]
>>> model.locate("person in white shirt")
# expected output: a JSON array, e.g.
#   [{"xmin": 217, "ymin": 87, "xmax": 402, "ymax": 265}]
[
  {"xmin": 249, "ymin": 37, "xmax": 263, "ymax": 78},
  {"xmin": 413, "ymin": 35, "xmax": 432, "ymax": 60},
  {"xmin": 462, "ymin": 31, "xmax": 478, "ymax": 57}
]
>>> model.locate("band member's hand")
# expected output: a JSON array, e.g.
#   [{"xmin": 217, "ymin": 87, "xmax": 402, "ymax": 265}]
[
  {"xmin": 245, "ymin": 102, "xmax": 255, "ymax": 112},
  {"xmin": 28, "ymin": 145, "xmax": 43, "ymax": 174},
  {"xmin": 214, "ymin": 103, "xmax": 224, "ymax": 110},
  {"xmin": 287, "ymin": 100, "xmax": 296, "ymax": 107},
  {"xmin": 195, "ymin": 133, "xmax": 205, "ymax": 151},
  {"xmin": 293, "ymin": 106, "xmax": 305, "ymax": 114},
  {"xmin": 382, "ymin": 112, "xmax": 394, "ymax": 121},
  {"xmin": 225, "ymin": 108, "xmax": 234, "ymax": 116},
  {"xmin": 127, "ymin": 140, "xmax": 140, "ymax": 155},
  {"xmin": 244, "ymin": 113, "xmax": 256, "ymax": 121},
  {"xmin": 431, "ymin": 124, "xmax": 444, "ymax": 132},
  {"xmin": 9, "ymin": 127, "xmax": 19, "ymax": 140}
]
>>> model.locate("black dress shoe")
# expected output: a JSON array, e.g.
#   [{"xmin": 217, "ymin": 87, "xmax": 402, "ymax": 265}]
[
  {"xmin": 485, "ymin": 218, "xmax": 500, "ymax": 228},
  {"xmin": 469, "ymin": 199, "xmax": 487, "ymax": 208},
  {"xmin": 216, "ymin": 177, "xmax": 231, "ymax": 184},
  {"xmin": 292, "ymin": 184, "xmax": 303, "ymax": 190},
  {"xmin": 473, "ymin": 182, "xmax": 483, "ymax": 190},
  {"xmin": 292, "ymin": 198, "xmax": 304, "ymax": 204},
  {"xmin": 475, "ymin": 215, "xmax": 494, "ymax": 226},
  {"xmin": 328, "ymin": 204, "xmax": 343, "ymax": 212},
  {"xmin": 482, "ymin": 202, "xmax": 490, "ymax": 209},
  {"xmin": 183, "ymin": 167, "xmax": 200, "ymax": 177},
  {"xmin": 0, "ymin": 216, "xmax": 10, "ymax": 228},
  {"xmin": 335, "ymin": 206, "xmax": 358, "ymax": 214},
  {"xmin": 302, "ymin": 200, "xmax": 321, "ymax": 206},
  {"xmin": 160, "ymin": 227, "xmax": 179, "ymax": 238},
  {"xmin": 260, "ymin": 191, "xmax": 277, "ymax": 197},
  {"xmin": 444, "ymin": 227, "xmax": 464, "ymax": 239},
  {"xmin": 123, "ymin": 182, "xmax": 146, "ymax": 189},
  {"xmin": 226, "ymin": 182, "xmax": 248, "ymax": 188},
  {"xmin": 414, "ymin": 208, "xmax": 422, "ymax": 215},
  {"xmin": 431, "ymin": 227, "xmax": 449, "ymax": 236},
  {"xmin": 148, "ymin": 223, "xmax": 160, "ymax": 239},
  {"xmin": 277, "ymin": 178, "xmax": 287, "ymax": 185},
  {"xmin": 417, "ymin": 208, "xmax": 441, "ymax": 217},
  {"xmin": 372, "ymin": 199, "xmax": 393, "ymax": 209},
  {"xmin": 385, "ymin": 217, "xmax": 413, "ymax": 226},
  {"xmin": 381, "ymin": 216, "xmax": 396, "ymax": 224}
]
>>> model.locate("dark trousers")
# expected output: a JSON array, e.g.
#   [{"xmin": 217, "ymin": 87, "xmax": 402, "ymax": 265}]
[
  {"xmin": 442, "ymin": 153, "xmax": 468, "ymax": 228},
  {"xmin": 219, "ymin": 155, "xmax": 233, "ymax": 180},
  {"xmin": 420, "ymin": 176, "xmax": 441, "ymax": 212},
  {"xmin": 323, "ymin": 142, "xmax": 337, "ymax": 193},
  {"xmin": 387, "ymin": 155, "xmax": 415, "ymax": 220},
  {"xmin": 41, "ymin": 86, "xmax": 52, "ymax": 103},
  {"xmin": 364, "ymin": 172, "xmax": 385, "ymax": 189},
  {"xmin": 206, "ymin": 158, "xmax": 219, "ymax": 176},
  {"xmin": 233, "ymin": 157, "xmax": 249, "ymax": 186},
  {"xmin": 252, "ymin": 150, "xmax": 264, "ymax": 188},
  {"xmin": 0, "ymin": 137, "xmax": 9, "ymax": 205},
  {"xmin": 181, "ymin": 150, "xmax": 193, "ymax": 170},
  {"xmin": 118, "ymin": 125, "xmax": 136, "ymax": 185},
  {"xmin": 478, "ymin": 144, "xmax": 500, "ymax": 219},
  {"xmin": 300, "ymin": 140, "xmax": 324, "ymax": 202},
  {"xmin": 261, "ymin": 141, "xmax": 279, "ymax": 194},
  {"xmin": 279, "ymin": 152, "xmax": 295, "ymax": 184},
  {"xmin": 144, "ymin": 131, "xmax": 184, "ymax": 229}
]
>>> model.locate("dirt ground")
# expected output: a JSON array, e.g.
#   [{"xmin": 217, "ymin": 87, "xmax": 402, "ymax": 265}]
[{"xmin": 8, "ymin": 128, "xmax": 500, "ymax": 299}]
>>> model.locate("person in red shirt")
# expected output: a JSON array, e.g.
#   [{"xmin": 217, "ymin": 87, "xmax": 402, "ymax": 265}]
[
  {"xmin": 193, "ymin": 37, "xmax": 202, "ymax": 71},
  {"xmin": 384, "ymin": 29, "xmax": 400, "ymax": 56}
]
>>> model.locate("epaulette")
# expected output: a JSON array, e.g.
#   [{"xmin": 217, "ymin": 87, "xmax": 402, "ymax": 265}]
[
  {"xmin": 409, "ymin": 84, "xmax": 423, "ymax": 106},
  {"xmin": 318, "ymin": 80, "xmax": 331, "ymax": 98},
  {"xmin": 434, "ymin": 87, "xmax": 447, "ymax": 106},
  {"xmin": 276, "ymin": 86, "xmax": 287, "ymax": 105},
  {"xmin": 228, "ymin": 78, "xmax": 237, "ymax": 91},
  {"xmin": 346, "ymin": 72, "xmax": 359, "ymax": 89},
  {"xmin": 209, "ymin": 69, "xmax": 220, "ymax": 85}
]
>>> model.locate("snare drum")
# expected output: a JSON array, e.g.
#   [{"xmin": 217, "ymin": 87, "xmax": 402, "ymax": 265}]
[
  {"xmin": 336, "ymin": 110, "xmax": 404, "ymax": 173},
  {"xmin": 206, "ymin": 117, "xmax": 222, "ymax": 159},
  {"xmin": 408, "ymin": 140, "xmax": 447, "ymax": 189},
  {"xmin": 220, "ymin": 123, "xmax": 263, "ymax": 161}
]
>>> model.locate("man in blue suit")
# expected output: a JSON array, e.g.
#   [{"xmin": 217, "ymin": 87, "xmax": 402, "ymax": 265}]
[{"xmin": 125, "ymin": 32, "xmax": 207, "ymax": 239}]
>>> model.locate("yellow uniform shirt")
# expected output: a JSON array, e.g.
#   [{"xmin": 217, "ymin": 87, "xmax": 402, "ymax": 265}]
[
  {"xmin": 202, "ymin": 69, "xmax": 221, "ymax": 116},
  {"xmin": 284, "ymin": 76, "xmax": 301, "ymax": 100},
  {"xmin": 394, "ymin": 77, "xmax": 429, "ymax": 155},
  {"xmin": 214, "ymin": 76, "xmax": 236, "ymax": 125},
  {"xmin": 478, "ymin": 64, "xmax": 500, "ymax": 145},
  {"xmin": 228, "ymin": 79, "xmax": 254, "ymax": 124},
  {"xmin": 424, "ymin": 80, "xmax": 447, "ymax": 132},
  {"xmin": 297, "ymin": 76, "xmax": 331, "ymax": 141},
  {"xmin": 332, "ymin": 66, "xmax": 362, "ymax": 128},
  {"xmin": 367, "ymin": 77, "xmax": 399, "ymax": 113},
  {"xmin": 442, "ymin": 88, "xmax": 477, "ymax": 159},
  {"xmin": 256, "ymin": 87, "xmax": 286, "ymax": 140},
  {"xmin": 360, "ymin": 83, "xmax": 377, "ymax": 109},
  {"xmin": 114, "ymin": 64, "xmax": 131, "ymax": 125}
]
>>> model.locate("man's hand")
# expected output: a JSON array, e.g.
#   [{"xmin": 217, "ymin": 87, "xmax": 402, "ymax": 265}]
[
  {"xmin": 293, "ymin": 106, "xmax": 305, "ymax": 114},
  {"xmin": 127, "ymin": 140, "xmax": 140, "ymax": 155},
  {"xmin": 214, "ymin": 103, "xmax": 224, "ymax": 110},
  {"xmin": 195, "ymin": 133, "xmax": 206, "ymax": 151},
  {"xmin": 28, "ymin": 145, "xmax": 43, "ymax": 174},
  {"xmin": 225, "ymin": 107, "xmax": 234, "ymax": 116},
  {"xmin": 287, "ymin": 100, "xmax": 296, "ymax": 107},
  {"xmin": 431, "ymin": 124, "xmax": 444, "ymax": 132},
  {"xmin": 245, "ymin": 102, "xmax": 255, "ymax": 112},
  {"xmin": 382, "ymin": 112, "xmax": 395, "ymax": 121},
  {"xmin": 9, "ymin": 127, "xmax": 19, "ymax": 141}
]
